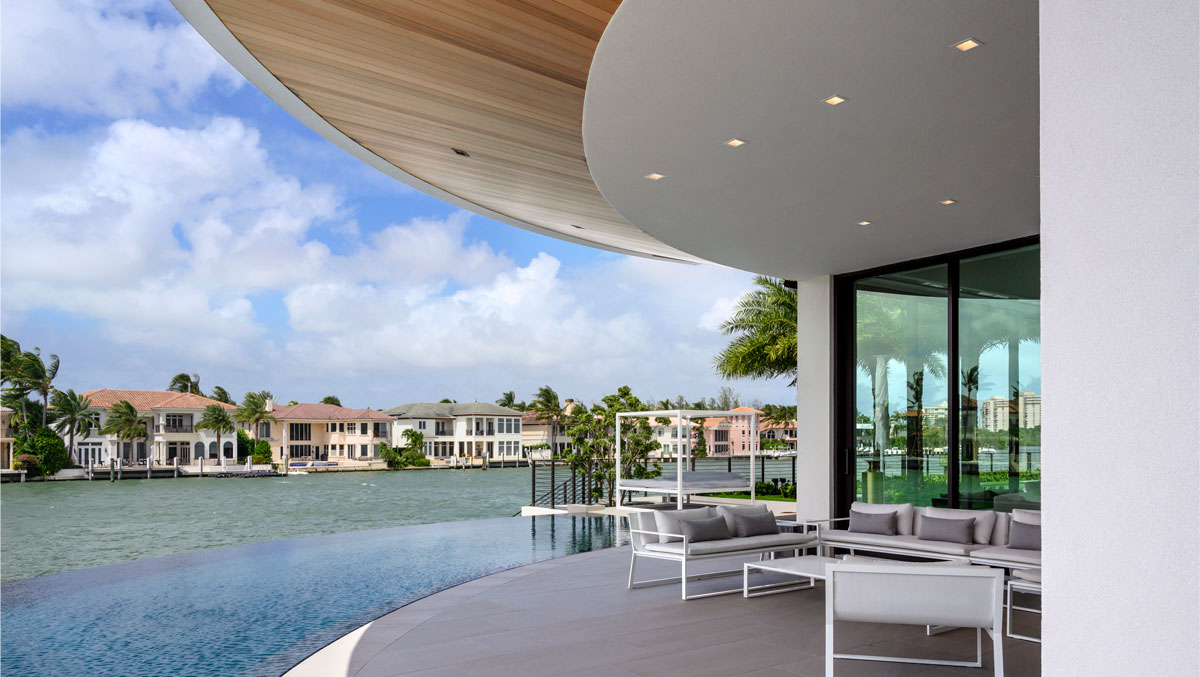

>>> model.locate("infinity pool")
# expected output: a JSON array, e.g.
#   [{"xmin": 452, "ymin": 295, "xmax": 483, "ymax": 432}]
[{"xmin": 0, "ymin": 515, "xmax": 627, "ymax": 676}]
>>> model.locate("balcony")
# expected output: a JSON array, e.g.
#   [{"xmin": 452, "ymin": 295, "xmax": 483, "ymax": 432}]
[{"xmin": 157, "ymin": 424, "xmax": 193, "ymax": 433}]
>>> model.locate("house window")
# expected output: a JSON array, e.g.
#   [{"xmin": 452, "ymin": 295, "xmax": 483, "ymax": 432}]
[
  {"xmin": 360, "ymin": 444, "xmax": 367, "ymax": 456},
  {"xmin": 514, "ymin": 420, "xmax": 520, "ymax": 433},
  {"xmin": 418, "ymin": 420, "xmax": 426, "ymax": 430},
  {"xmin": 487, "ymin": 420, "xmax": 495, "ymax": 436},
  {"xmin": 714, "ymin": 430, "xmax": 729, "ymax": 443},
  {"xmin": 289, "ymin": 423, "xmax": 312, "ymax": 441}
]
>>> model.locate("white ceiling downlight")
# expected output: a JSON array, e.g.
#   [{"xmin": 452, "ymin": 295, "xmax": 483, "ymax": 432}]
[
  {"xmin": 823, "ymin": 95, "xmax": 847, "ymax": 106},
  {"xmin": 955, "ymin": 38, "xmax": 983, "ymax": 51}
]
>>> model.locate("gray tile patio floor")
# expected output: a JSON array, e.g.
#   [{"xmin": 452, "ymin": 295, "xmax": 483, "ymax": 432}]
[{"xmin": 287, "ymin": 547, "xmax": 1040, "ymax": 676}]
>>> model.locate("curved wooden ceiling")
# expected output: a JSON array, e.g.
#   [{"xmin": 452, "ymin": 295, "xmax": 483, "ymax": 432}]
[{"xmin": 197, "ymin": 0, "xmax": 704, "ymax": 263}]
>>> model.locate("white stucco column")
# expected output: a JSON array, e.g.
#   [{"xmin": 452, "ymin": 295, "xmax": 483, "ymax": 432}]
[
  {"xmin": 793, "ymin": 275, "xmax": 833, "ymax": 521},
  {"xmin": 1041, "ymin": 0, "xmax": 1198, "ymax": 672}
]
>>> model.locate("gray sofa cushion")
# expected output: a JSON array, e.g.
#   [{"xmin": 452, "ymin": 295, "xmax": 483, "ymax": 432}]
[
  {"xmin": 679, "ymin": 515, "xmax": 731, "ymax": 543},
  {"xmin": 969, "ymin": 545, "xmax": 1042, "ymax": 566},
  {"xmin": 922, "ymin": 507, "xmax": 997, "ymax": 544},
  {"xmin": 849, "ymin": 509, "xmax": 897, "ymax": 535},
  {"xmin": 1008, "ymin": 520, "xmax": 1041, "ymax": 550},
  {"xmin": 643, "ymin": 531, "xmax": 815, "ymax": 556},
  {"xmin": 1012, "ymin": 509, "xmax": 1041, "ymax": 525},
  {"xmin": 653, "ymin": 507, "xmax": 714, "ymax": 543},
  {"xmin": 818, "ymin": 530, "xmax": 983, "ymax": 557},
  {"xmin": 850, "ymin": 501, "xmax": 915, "ymax": 535},
  {"xmin": 735, "ymin": 511, "xmax": 780, "ymax": 537},
  {"xmin": 715, "ymin": 504, "xmax": 770, "ymax": 537},
  {"xmin": 1012, "ymin": 568, "xmax": 1042, "ymax": 583},
  {"xmin": 917, "ymin": 515, "xmax": 976, "ymax": 545}
]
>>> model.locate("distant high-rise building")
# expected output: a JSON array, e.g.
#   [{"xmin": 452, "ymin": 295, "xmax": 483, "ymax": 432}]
[{"xmin": 979, "ymin": 392, "xmax": 1042, "ymax": 431}]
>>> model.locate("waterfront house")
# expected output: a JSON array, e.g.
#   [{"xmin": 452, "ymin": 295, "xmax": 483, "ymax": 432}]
[
  {"xmin": 0, "ymin": 406, "xmax": 13, "ymax": 469},
  {"xmin": 174, "ymin": 0, "xmax": 1197, "ymax": 673},
  {"xmin": 71, "ymin": 389, "xmax": 237, "ymax": 466},
  {"xmin": 761, "ymin": 420, "xmax": 798, "ymax": 453},
  {"xmin": 387, "ymin": 402, "xmax": 523, "ymax": 465},
  {"xmin": 257, "ymin": 402, "xmax": 393, "ymax": 464},
  {"xmin": 701, "ymin": 406, "xmax": 763, "ymax": 457},
  {"xmin": 519, "ymin": 400, "xmax": 582, "ymax": 459}
]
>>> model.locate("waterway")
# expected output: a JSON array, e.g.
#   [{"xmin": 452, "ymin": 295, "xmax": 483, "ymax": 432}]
[{"xmin": 0, "ymin": 468, "xmax": 530, "ymax": 582}]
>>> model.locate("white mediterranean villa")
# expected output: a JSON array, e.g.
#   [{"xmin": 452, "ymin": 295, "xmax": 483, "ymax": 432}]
[
  {"xmin": 70, "ymin": 389, "xmax": 238, "ymax": 466},
  {"xmin": 387, "ymin": 403, "xmax": 524, "ymax": 464}
]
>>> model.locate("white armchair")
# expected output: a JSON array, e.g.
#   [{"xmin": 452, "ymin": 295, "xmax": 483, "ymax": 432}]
[{"xmin": 824, "ymin": 561, "xmax": 1005, "ymax": 675}]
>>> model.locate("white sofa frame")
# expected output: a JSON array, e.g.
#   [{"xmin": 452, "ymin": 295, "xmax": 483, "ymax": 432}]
[
  {"xmin": 1006, "ymin": 578, "xmax": 1043, "ymax": 643},
  {"xmin": 627, "ymin": 522, "xmax": 817, "ymax": 600},
  {"xmin": 825, "ymin": 562, "xmax": 1005, "ymax": 675}
]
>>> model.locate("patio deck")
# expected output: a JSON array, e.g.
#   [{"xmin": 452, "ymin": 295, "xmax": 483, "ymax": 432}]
[{"xmin": 287, "ymin": 547, "xmax": 1040, "ymax": 676}]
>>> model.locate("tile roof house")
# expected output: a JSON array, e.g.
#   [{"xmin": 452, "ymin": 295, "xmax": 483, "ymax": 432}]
[
  {"xmin": 70, "ymin": 389, "xmax": 240, "ymax": 467},
  {"xmin": 387, "ymin": 403, "xmax": 524, "ymax": 464},
  {"xmin": 259, "ymin": 402, "xmax": 393, "ymax": 464}
]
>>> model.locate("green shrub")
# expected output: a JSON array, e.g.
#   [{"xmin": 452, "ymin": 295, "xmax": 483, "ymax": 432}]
[
  {"xmin": 236, "ymin": 429, "xmax": 252, "ymax": 462},
  {"xmin": 13, "ymin": 454, "xmax": 41, "ymax": 475},
  {"xmin": 250, "ymin": 440, "xmax": 272, "ymax": 465},
  {"xmin": 400, "ymin": 449, "xmax": 430, "ymax": 467},
  {"xmin": 14, "ymin": 429, "xmax": 70, "ymax": 475}
]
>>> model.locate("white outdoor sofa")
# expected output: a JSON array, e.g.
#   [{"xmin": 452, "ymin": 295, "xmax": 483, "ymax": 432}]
[
  {"xmin": 805, "ymin": 502, "xmax": 1041, "ymax": 571},
  {"xmin": 825, "ymin": 559, "xmax": 1006, "ymax": 675},
  {"xmin": 627, "ymin": 506, "xmax": 818, "ymax": 600}
]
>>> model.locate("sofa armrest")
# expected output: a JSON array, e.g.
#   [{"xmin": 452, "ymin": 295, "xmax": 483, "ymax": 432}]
[
  {"xmin": 802, "ymin": 517, "xmax": 850, "ymax": 535},
  {"xmin": 628, "ymin": 528, "xmax": 686, "ymax": 552}
]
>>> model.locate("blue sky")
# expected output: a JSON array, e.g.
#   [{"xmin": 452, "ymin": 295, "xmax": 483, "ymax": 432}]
[{"xmin": 0, "ymin": 0, "xmax": 792, "ymax": 410}]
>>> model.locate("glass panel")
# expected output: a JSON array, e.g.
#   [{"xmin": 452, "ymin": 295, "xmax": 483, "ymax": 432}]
[
  {"xmin": 958, "ymin": 245, "xmax": 1041, "ymax": 510},
  {"xmin": 854, "ymin": 264, "xmax": 950, "ymax": 507}
]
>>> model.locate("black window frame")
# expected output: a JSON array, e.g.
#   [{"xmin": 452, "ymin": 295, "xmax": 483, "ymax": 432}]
[{"xmin": 832, "ymin": 235, "xmax": 1039, "ymax": 518}]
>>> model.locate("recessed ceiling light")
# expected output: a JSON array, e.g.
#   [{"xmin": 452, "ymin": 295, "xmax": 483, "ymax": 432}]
[
  {"xmin": 823, "ymin": 95, "xmax": 846, "ymax": 106},
  {"xmin": 857, "ymin": 221, "xmax": 872, "ymax": 226},
  {"xmin": 954, "ymin": 38, "xmax": 983, "ymax": 52},
  {"xmin": 644, "ymin": 172, "xmax": 665, "ymax": 180},
  {"xmin": 939, "ymin": 199, "xmax": 957, "ymax": 205},
  {"xmin": 724, "ymin": 138, "xmax": 746, "ymax": 147},
  {"xmin": 571, "ymin": 224, "xmax": 585, "ymax": 229}
]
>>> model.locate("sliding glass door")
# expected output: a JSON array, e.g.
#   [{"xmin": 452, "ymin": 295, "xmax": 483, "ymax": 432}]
[{"xmin": 836, "ymin": 238, "xmax": 1040, "ymax": 513}]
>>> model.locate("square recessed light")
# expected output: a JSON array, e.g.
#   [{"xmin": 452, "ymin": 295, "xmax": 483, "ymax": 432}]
[
  {"xmin": 939, "ymin": 199, "xmax": 957, "ymax": 205},
  {"xmin": 571, "ymin": 224, "xmax": 585, "ymax": 229},
  {"xmin": 644, "ymin": 172, "xmax": 665, "ymax": 180},
  {"xmin": 725, "ymin": 138, "xmax": 746, "ymax": 147},
  {"xmin": 857, "ymin": 221, "xmax": 872, "ymax": 226},
  {"xmin": 823, "ymin": 95, "xmax": 847, "ymax": 106},
  {"xmin": 955, "ymin": 38, "xmax": 982, "ymax": 51}
]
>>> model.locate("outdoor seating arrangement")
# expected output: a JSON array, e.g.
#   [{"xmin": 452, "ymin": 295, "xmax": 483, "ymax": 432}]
[{"xmin": 626, "ymin": 505, "xmax": 817, "ymax": 600}]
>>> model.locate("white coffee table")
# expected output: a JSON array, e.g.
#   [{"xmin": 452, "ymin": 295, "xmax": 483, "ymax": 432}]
[{"xmin": 744, "ymin": 555, "xmax": 841, "ymax": 598}]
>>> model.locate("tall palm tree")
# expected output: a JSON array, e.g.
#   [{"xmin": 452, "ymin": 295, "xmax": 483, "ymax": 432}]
[
  {"xmin": 14, "ymin": 348, "xmax": 60, "ymax": 428},
  {"xmin": 210, "ymin": 386, "xmax": 234, "ymax": 405},
  {"xmin": 167, "ymin": 373, "xmax": 202, "ymax": 396},
  {"xmin": 528, "ymin": 386, "xmax": 565, "ymax": 459},
  {"xmin": 714, "ymin": 276, "xmax": 798, "ymax": 385},
  {"xmin": 1, "ymin": 335, "xmax": 32, "ymax": 436},
  {"xmin": 100, "ymin": 400, "xmax": 148, "ymax": 462},
  {"xmin": 52, "ymin": 389, "xmax": 96, "ymax": 464},
  {"xmin": 236, "ymin": 391, "xmax": 278, "ymax": 461},
  {"xmin": 496, "ymin": 391, "xmax": 517, "ymax": 408},
  {"xmin": 195, "ymin": 404, "xmax": 236, "ymax": 462}
]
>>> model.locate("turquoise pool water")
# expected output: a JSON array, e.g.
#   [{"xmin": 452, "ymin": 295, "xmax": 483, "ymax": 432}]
[{"xmin": 0, "ymin": 515, "xmax": 627, "ymax": 676}]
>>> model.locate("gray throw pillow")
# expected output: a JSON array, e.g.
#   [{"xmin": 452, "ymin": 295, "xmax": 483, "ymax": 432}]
[
  {"xmin": 679, "ymin": 515, "xmax": 732, "ymax": 543},
  {"xmin": 916, "ymin": 515, "xmax": 976, "ymax": 544},
  {"xmin": 848, "ymin": 509, "xmax": 897, "ymax": 536},
  {"xmin": 734, "ymin": 511, "xmax": 780, "ymax": 537},
  {"xmin": 1008, "ymin": 520, "xmax": 1041, "ymax": 551},
  {"xmin": 653, "ymin": 507, "xmax": 712, "ymax": 543}
]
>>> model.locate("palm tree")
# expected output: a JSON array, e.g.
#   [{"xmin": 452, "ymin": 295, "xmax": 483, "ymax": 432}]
[
  {"xmin": 320, "ymin": 395, "xmax": 342, "ymax": 406},
  {"xmin": 100, "ymin": 400, "xmax": 148, "ymax": 462},
  {"xmin": 18, "ymin": 348, "xmax": 60, "ymax": 428},
  {"xmin": 528, "ymin": 386, "xmax": 565, "ymax": 459},
  {"xmin": 167, "ymin": 373, "xmax": 202, "ymax": 396},
  {"xmin": 1, "ymin": 335, "xmax": 33, "ymax": 436},
  {"xmin": 194, "ymin": 404, "xmax": 236, "ymax": 462},
  {"xmin": 236, "ymin": 391, "xmax": 278, "ymax": 462},
  {"xmin": 496, "ymin": 391, "xmax": 518, "ymax": 408},
  {"xmin": 52, "ymin": 389, "xmax": 96, "ymax": 464},
  {"xmin": 210, "ymin": 386, "xmax": 234, "ymax": 405},
  {"xmin": 714, "ymin": 276, "xmax": 798, "ymax": 385}
]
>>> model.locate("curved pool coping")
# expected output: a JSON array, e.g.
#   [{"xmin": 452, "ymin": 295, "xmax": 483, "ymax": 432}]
[{"xmin": 283, "ymin": 547, "xmax": 623, "ymax": 676}]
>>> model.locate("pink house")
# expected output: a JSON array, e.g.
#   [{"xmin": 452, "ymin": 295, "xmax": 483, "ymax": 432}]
[{"xmin": 702, "ymin": 406, "xmax": 762, "ymax": 457}]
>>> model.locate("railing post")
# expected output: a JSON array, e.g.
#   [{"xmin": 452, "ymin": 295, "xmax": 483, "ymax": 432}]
[
  {"xmin": 728, "ymin": 456, "xmax": 732, "ymax": 473},
  {"xmin": 550, "ymin": 456, "xmax": 556, "ymax": 509},
  {"xmin": 530, "ymin": 459, "xmax": 536, "ymax": 506},
  {"xmin": 792, "ymin": 456, "xmax": 796, "ymax": 485},
  {"xmin": 571, "ymin": 461, "xmax": 577, "ymax": 504}
]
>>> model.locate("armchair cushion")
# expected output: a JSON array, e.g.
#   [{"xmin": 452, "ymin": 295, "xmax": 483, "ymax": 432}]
[
  {"xmin": 917, "ymin": 515, "xmax": 976, "ymax": 545},
  {"xmin": 734, "ymin": 511, "xmax": 780, "ymax": 537},
  {"xmin": 653, "ymin": 507, "xmax": 713, "ymax": 543},
  {"xmin": 849, "ymin": 509, "xmax": 897, "ymax": 536},
  {"xmin": 1007, "ymin": 520, "xmax": 1041, "ymax": 550},
  {"xmin": 715, "ymin": 504, "xmax": 771, "ymax": 537},
  {"xmin": 922, "ymin": 507, "xmax": 997, "ymax": 544},
  {"xmin": 849, "ymin": 501, "xmax": 915, "ymax": 535},
  {"xmin": 679, "ymin": 515, "xmax": 731, "ymax": 543}
]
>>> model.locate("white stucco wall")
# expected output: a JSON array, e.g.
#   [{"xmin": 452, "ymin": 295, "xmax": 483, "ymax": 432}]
[
  {"xmin": 1041, "ymin": 0, "xmax": 1199, "ymax": 673},
  {"xmin": 793, "ymin": 275, "xmax": 833, "ymax": 521}
]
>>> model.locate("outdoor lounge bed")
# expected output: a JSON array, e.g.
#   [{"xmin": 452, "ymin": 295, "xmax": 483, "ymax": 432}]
[
  {"xmin": 627, "ymin": 506, "xmax": 817, "ymax": 600},
  {"xmin": 619, "ymin": 471, "xmax": 750, "ymax": 493},
  {"xmin": 807, "ymin": 503, "xmax": 1041, "ymax": 570}
]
